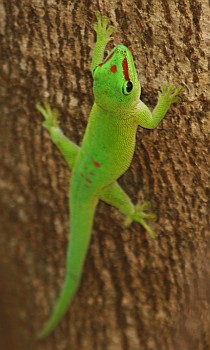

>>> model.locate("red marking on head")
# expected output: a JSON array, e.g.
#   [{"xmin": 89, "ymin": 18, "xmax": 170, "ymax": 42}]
[
  {"xmin": 122, "ymin": 57, "xmax": 130, "ymax": 81},
  {"xmin": 110, "ymin": 65, "xmax": 117, "ymax": 73},
  {"xmin": 92, "ymin": 159, "xmax": 101, "ymax": 168},
  {"xmin": 99, "ymin": 52, "xmax": 115, "ymax": 67}
]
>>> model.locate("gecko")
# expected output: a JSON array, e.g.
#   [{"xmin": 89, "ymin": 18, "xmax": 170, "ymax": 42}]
[{"xmin": 36, "ymin": 12, "xmax": 183, "ymax": 338}]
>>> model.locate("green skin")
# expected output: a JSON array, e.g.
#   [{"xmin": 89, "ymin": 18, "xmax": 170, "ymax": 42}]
[{"xmin": 36, "ymin": 12, "xmax": 183, "ymax": 338}]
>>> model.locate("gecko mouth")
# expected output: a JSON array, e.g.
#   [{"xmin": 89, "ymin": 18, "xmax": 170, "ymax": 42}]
[{"xmin": 98, "ymin": 51, "xmax": 115, "ymax": 67}]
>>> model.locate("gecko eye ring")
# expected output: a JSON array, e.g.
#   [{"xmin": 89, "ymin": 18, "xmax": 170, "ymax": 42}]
[{"xmin": 122, "ymin": 81, "xmax": 133, "ymax": 95}]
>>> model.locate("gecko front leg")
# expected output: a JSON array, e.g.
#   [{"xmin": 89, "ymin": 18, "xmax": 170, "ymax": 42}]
[
  {"xmin": 137, "ymin": 85, "xmax": 184, "ymax": 129},
  {"xmin": 91, "ymin": 12, "xmax": 114, "ymax": 73}
]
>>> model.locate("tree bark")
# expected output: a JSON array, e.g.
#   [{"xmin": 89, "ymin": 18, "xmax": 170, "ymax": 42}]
[{"xmin": 0, "ymin": 1, "xmax": 209, "ymax": 349}]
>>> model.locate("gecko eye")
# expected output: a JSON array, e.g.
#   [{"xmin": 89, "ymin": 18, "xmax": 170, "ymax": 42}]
[{"xmin": 122, "ymin": 81, "xmax": 133, "ymax": 95}]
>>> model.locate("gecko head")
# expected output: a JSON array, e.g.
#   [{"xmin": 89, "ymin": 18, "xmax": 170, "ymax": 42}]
[{"xmin": 93, "ymin": 44, "xmax": 141, "ymax": 115}]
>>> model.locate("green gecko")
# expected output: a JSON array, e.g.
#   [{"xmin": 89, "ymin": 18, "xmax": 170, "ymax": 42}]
[{"xmin": 36, "ymin": 12, "xmax": 183, "ymax": 338}]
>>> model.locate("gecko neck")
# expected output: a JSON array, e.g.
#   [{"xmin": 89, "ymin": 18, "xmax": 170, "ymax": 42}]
[{"xmin": 92, "ymin": 102, "xmax": 139, "ymax": 125}]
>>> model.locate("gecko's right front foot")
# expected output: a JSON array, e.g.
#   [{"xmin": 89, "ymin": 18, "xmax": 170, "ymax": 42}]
[
  {"xmin": 160, "ymin": 84, "xmax": 184, "ymax": 104},
  {"xmin": 36, "ymin": 101, "xmax": 59, "ymax": 132}
]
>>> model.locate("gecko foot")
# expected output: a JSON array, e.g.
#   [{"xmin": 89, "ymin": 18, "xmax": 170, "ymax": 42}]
[
  {"xmin": 36, "ymin": 101, "xmax": 59, "ymax": 131},
  {"xmin": 160, "ymin": 84, "xmax": 184, "ymax": 104},
  {"xmin": 94, "ymin": 11, "xmax": 114, "ymax": 43},
  {"xmin": 125, "ymin": 201, "xmax": 156, "ymax": 238}
]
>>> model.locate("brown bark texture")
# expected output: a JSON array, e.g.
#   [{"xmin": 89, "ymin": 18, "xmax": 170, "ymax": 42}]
[{"xmin": 0, "ymin": 1, "xmax": 209, "ymax": 349}]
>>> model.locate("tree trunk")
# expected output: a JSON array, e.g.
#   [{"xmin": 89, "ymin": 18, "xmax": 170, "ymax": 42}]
[{"xmin": 0, "ymin": 1, "xmax": 209, "ymax": 349}]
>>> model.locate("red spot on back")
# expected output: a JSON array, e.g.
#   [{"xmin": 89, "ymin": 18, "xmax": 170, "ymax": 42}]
[
  {"xmin": 110, "ymin": 65, "xmax": 117, "ymax": 73},
  {"xmin": 81, "ymin": 172, "xmax": 92, "ymax": 184},
  {"xmin": 85, "ymin": 177, "xmax": 92, "ymax": 184},
  {"xmin": 122, "ymin": 57, "xmax": 130, "ymax": 81},
  {"xmin": 99, "ymin": 52, "xmax": 115, "ymax": 67},
  {"xmin": 89, "ymin": 172, "xmax": 95, "ymax": 176},
  {"xmin": 92, "ymin": 159, "xmax": 101, "ymax": 168}
]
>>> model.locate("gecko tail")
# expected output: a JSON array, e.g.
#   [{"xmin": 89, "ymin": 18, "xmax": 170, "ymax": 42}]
[{"xmin": 37, "ymin": 198, "xmax": 97, "ymax": 339}]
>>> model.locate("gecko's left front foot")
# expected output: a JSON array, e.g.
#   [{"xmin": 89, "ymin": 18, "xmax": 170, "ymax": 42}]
[
  {"xmin": 94, "ymin": 11, "xmax": 114, "ymax": 43},
  {"xmin": 125, "ymin": 201, "xmax": 156, "ymax": 238}
]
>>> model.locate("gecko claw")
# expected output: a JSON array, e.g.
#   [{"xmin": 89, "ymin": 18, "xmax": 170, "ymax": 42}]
[
  {"xmin": 36, "ymin": 102, "xmax": 59, "ymax": 131},
  {"xmin": 94, "ymin": 12, "xmax": 114, "ymax": 42},
  {"xmin": 160, "ymin": 84, "xmax": 184, "ymax": 104},
  {"xmin": 125, "ymin": 201, "xmax": 156, "ymax": 238}
]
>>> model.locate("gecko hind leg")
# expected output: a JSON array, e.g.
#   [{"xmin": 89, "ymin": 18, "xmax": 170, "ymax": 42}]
[
  {"xmin": 100, "ymin": 183, "xmax": 156, "ymax": 238},
  {"xmin": 125, "ymin": 201, "xmax": 156, "ymax": 238},
  {"xmin": 36, "ymin": 102, "xmax": 80, "ymax": 170}
]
